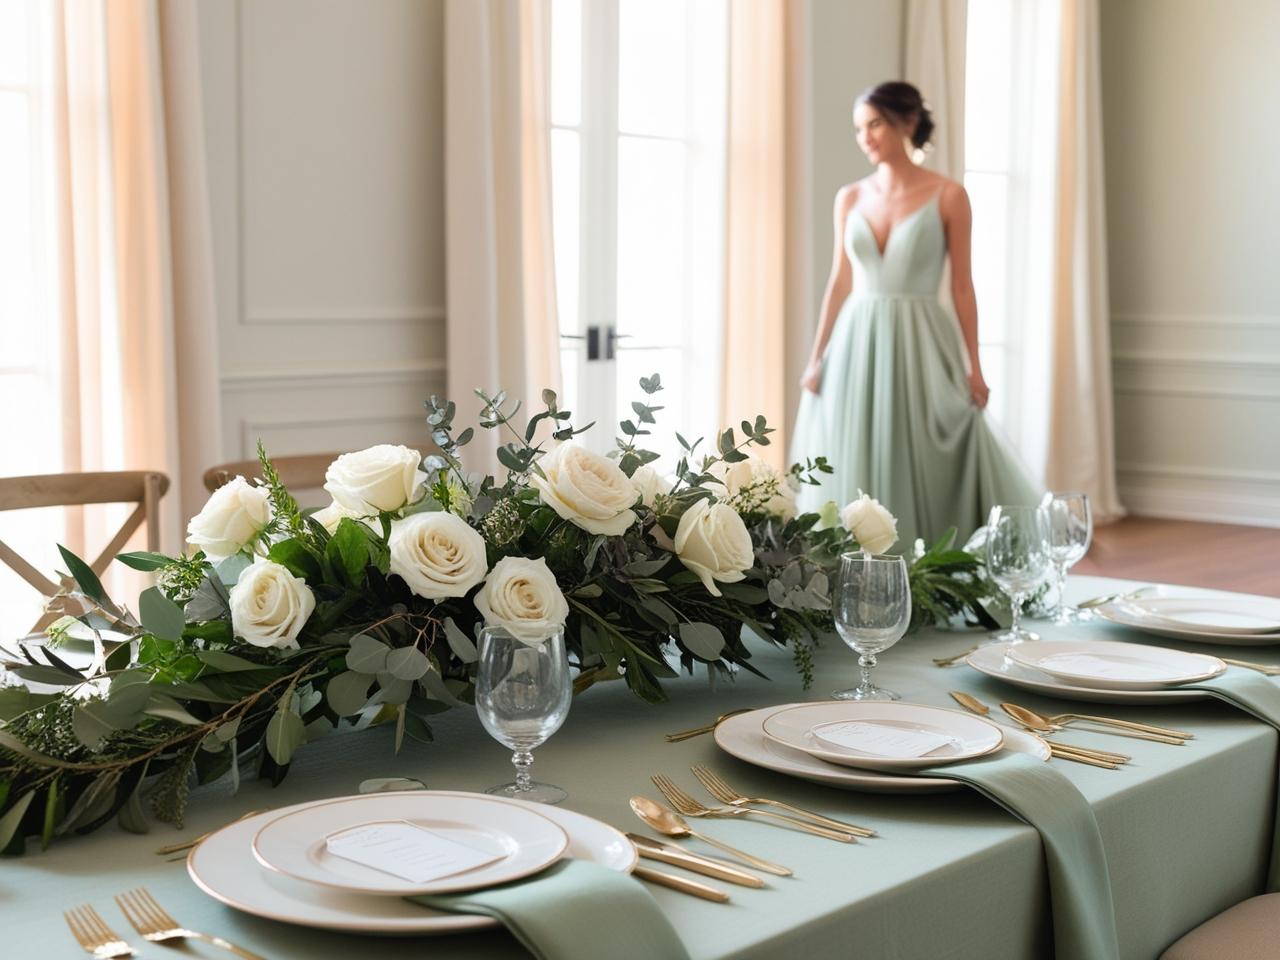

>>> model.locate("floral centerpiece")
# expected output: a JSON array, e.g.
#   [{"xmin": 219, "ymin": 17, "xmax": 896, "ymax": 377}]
[{"xmin": 0, "ymin": 378, "xmax": 994, "ymax": 853}]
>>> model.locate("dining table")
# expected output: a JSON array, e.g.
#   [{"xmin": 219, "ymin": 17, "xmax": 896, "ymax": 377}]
[{"xmin": 7, "ymin": 574, "xmax": 1278, "ymax": 960}]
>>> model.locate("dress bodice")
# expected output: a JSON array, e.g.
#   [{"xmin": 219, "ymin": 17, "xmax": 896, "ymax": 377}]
[{"xmin": 844, "ymin": 194, "xmax": 946, "ymax": 298}]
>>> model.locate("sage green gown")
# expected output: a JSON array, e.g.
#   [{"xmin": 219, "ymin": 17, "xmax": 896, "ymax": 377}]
[{"xmin": 791, "ymin": 194, "xmax": 1042, "ymax": 550}]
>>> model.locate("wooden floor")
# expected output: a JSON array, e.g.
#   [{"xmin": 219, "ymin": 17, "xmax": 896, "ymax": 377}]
[{"xmin": 1073, "ymin": 517, "xmax": 1280, "ymax": 597}]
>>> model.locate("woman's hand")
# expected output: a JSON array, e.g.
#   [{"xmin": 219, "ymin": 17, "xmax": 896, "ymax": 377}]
[
  {"xmin": 968, "ymin": 369, "xmax": 990, "ymax": 408},
  {"xmin": 801, "ymin": 358, "xmax": 823, "ymax": 394}
]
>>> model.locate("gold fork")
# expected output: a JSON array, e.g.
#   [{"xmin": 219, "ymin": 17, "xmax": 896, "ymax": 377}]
[
  {"xmin": 651, "ymin": 774, "xmax": 857, "ymax": 842},
  {"xmin": 664, "ymin": 708, "xmax": 756, "ymax": 742},
  {"xmin": 115, "ymin": 887, "xmax": 265, "ymax": 960},
  {"xmin": 689, "ymin": 765, "xmax": 876, "ymax": 837},
  {"xmin": 64, "ymin": 904, "xmax": 136, "ymax": 959},
  {"xmin": 1222, "ymin": 658, "xmax": 1280, "ymax": 676},
  {"xmin": 932, "ymin": 645, "xmax": 979, "ymax": 667}
]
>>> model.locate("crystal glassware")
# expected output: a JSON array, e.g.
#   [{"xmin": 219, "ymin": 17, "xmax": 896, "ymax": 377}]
[
  {"xmin": 1044, "ymin": 492, "xmax": 1093, "ymax": 625},
  {"xmin": 475, "ymin": 626, "xmax": 572, "ymax": 804},
  {"xmin": 985, "ymin": 504, "xmax": 1051, "ymax": 644},
  {"xmin": 831, "ymin": 554, "xmax": 911, "ymax": 701}
]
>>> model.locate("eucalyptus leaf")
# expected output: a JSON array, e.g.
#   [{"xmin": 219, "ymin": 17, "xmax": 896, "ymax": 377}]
[
  {"xmin": 678, "ymin": 622, "xmax": 725, "ymax": 661},
  {"xmin": 139, "ymin": 586, "xmax": 186, "ymax": 641},
  {"xmin": 443, "ymin": 617, "xmax": 478, "ymax": 663},
  {"xmin": 216, "ymin": 553, "xmax": 252, "ymax": 588},
  {"xmin": 185, "ymin": 576, "xmax": 231, "ymax": 621},
  {"xmin": 114, "ymin": 551, "xmax": 173, "ymax": 572},
  {"xmin": 57, "ymin": 771, "xmax": 121, "ymax": 836},
  {"xmin": 0, "ymin": 790, "xmax": 36, "ymax": 851},
  {"xmin": 385, "ymin": 646, "xmax": 430, "ymax": 681},
  {"xmin": 196, "ymin": 649, "xmax": 265, "ymax": 673},
  {"xmin": 346, "ymin": 633, "xmax": 389, "ymax": 673},
  {"xmin": 56, "ymin": 545, "xmax": 107, "ymax": 606},
  {"xmin": 374, "ymin": 673, "xmax": 413, "ymax": 706},
  {"xmin": 9, "ymin": 664, "xmax": 81, "ymax": 686},
  {"xmin": 144, "ymin": 693, "xmax": 203, "ymax": 725},
  {"xmin": 327, "ymin": 670, "xmax": 374, "ymax": 716},
  {"xmin": 419, "ymin": 666, "xmax": 465, "ymax": 707},
  {"xmin": 623, "ymin": 558, "xmax": 669, "ymax": 577},
  {"xmin": 0, "ymin": 687, "xmax": 35, "ymax": 722},
  {"xmin": 72, "ymin": 701, "xmax": 120, "ymax": 750},
  {"xmin": 265, "ymin": 709, "xmax": 306, "ymax": 766},
  {"xmin": 116, "ymin": 783, "xmax": 150, "ymax": 834}
]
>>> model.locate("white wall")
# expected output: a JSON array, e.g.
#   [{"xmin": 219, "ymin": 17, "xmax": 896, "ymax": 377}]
[
  {"xmin": 197, "ymin": 0, "xmax": 447, "ymax": 469},
  {"xmin": 1101, "ymin": 0, "xmax": 1280, "ymax": 525}
]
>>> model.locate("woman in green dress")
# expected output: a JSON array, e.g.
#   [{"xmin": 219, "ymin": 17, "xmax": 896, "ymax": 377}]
[{"xmin": 791, "ymin": 81, "xmax": 1040, "ymax": 550}]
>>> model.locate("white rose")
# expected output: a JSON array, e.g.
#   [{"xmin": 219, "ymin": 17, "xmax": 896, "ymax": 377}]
[
  {"xmin": 631, "ymin": 464, "xmax": 672, "ymax": 509},
  {"xmin": 709, "ymin": 456, "xmax": 796, "ymax": 521},
  {"xmin": 840, "ymin": 491, "xmax": 899, "ymax": 555},
  {"xmin": 707, "ymin": 458, "xmax": 754, "ymax": 497},
  {"xmin": 229, "ymin": 561, "xmax": 315, "ymax": 649},
  {"xmin": 474, "ymin": 556, "xmax": 570, "ymax": 645},
  {"xmin": 324, "ymin": 444, "xmax": 424, "ymax": 515},
  {"xmin": 313, "ymin": 499, "xmax": 363, "ymax": 535},
  {"xmin": 530, "ymin": 441, "xmax": 637, "ymax": 536},
  {"xmin": 186, "ymin": 477, "xmax": 271, "ymax": 560},
  {"xmin": 390, "ymin": 512, "xmax": 488, "ymax": 600},
  {"xmin": 673, "ymin": 499, "xmax": 754, "ymax": 597}
]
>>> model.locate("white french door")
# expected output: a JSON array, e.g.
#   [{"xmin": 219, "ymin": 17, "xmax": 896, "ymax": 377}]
[{"xmin": 549, "ymin": 0, "xmax": 727, "ymax": 464}]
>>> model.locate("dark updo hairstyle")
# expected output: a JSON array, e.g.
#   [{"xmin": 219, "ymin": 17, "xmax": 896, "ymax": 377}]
[{"xmin": 856, "ymin": 81, "xmax": 934, "ymax": 150}]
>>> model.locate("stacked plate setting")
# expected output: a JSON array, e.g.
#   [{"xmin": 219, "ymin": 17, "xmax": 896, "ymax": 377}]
[
  {"xmin": 1092, "ymin": 588, "xmax": 1280, "ymax": 645},
  {"xmin": 187, "ymin": 791, "xmax": 636, "ymax": 934},
  {"xmin": 714, "ymin": 702, "xmax": 1050, "ymax": 795}
]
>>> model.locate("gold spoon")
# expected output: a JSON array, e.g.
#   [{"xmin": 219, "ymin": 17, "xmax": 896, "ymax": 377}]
[
  {"xmin": 1222, "ymin": 657, "xmax": 1280, "ymax": 677},
  {"xmin": 948, "ymin": 691, "xmax": 1121, "ymax": 768},
  {"xmin": 664, "ymin": 708, "xmax": 757, "ymax": 742},
  {"xmin": 628, "ymin": 796, "xmax": 792, "ymax": 876},
  {"xmin": 1000, "ymin": 702, "xmax": 1182, "ymax": 747}
]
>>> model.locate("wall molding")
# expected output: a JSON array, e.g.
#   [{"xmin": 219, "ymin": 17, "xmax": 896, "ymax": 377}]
[
  {"xmin": 243, "ymin": 306, "xmax": 446, "ymax": 327},
  {"xmin": 1118, "ymin": 483, "xmax": 1280, "ymax": 529},
  {"xmin": 1112, "ymin": 350, "xmax": 1280, "ymax": 401},
  {"xmin": 239, "ymin": 413, "xmax": 427, "ymax": 459},
  {"xmin": 1112, "ymin": 312, "xmax": 1280, "ymax": 329},
  {"xmin": 1113, "ymin": 350, "xmax": 1280, "ymax": 372},
  {"xmin": 1118, "ymin": 463, "xmax": 1280, "ymax": 486},
  {"xmin": 221, "ymin": 362, "xmax": 445, "ymax": 392}
]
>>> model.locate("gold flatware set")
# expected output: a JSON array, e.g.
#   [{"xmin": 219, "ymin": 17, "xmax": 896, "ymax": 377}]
[{"xmin": 66, "ymin": 887, "xmax": 263, "ymax": 959}]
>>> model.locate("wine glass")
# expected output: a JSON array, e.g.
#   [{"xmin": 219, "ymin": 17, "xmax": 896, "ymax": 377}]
[
  {"xmin": 475, "ymin": 626, "xmax": 572, "ymax": 804},
  {"xmin": 1044, "ymin": 492, "xmax": 1093, "ymax": 625},
  {"xmin": 831, "ymin": 554, "xmax": 911, "ymax": 701},
  {"xmin": 985, "ymin": 505, "xmax": 1051, "ymax": 644}
]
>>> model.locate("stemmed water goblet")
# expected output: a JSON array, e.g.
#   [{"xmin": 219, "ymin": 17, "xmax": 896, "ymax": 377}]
[
  {"xmin": 475, "ymin": 625, "xmax": 572, "ymax": 804},
  {"xmin": 985, "ymin": 504, "xmax": 1051, "ymax": 644},
  {"xmin": 831, "ymin": 554, "xmax": 912, "ymax": 701},
  {"xmin": 1044, "ymin": 492, "xmax": 1093, "ymax": 625}
]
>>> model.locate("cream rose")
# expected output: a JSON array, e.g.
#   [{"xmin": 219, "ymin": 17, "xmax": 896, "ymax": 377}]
[
  {"xmin": 186, "ymin": 477, "xmax": 271, "ymax": 560},
  {"xmin": 840, "ymin": 491, "xmax": 899, "ymax": 555},
  {"xmin": 709, "ymin": 456, "xmax": 797, "ymax": 521},
  {"xmin": 324, "ymin": 444, "xmax": 424, "ymax": 515},
  {"xmin": 389, "ymin": 512, "xmax": 488, "ymax": 601},
  {"xmin": 228, "ymin": 561, "xmax": 315, "ymax": 649},
  {"xmin": 313, "ymin": 499, "xmax": 363, "ymax": 535},
  {"xmin": 630, "ymin": 464, "xmax": 673, "ymax": 509},
  {"xmin": 474, "ymin": 556, "xmax": 570, "ymax": 645},
  {"xmin": 673, "ymin": 499, "xmax": 754, "ymax": 597},
  {"xmin": 530, "ymin": 441, "xmax": 637, "ymax": 536}
]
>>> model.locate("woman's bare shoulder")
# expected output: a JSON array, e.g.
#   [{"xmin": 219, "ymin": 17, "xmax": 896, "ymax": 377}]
[
  {"xmin": 834, "ymin": 178, "xmax": 872, "ymax": 210},
  {"xmin": 932, "ymin": 175, "xmax": 970, "ymax": 209}
]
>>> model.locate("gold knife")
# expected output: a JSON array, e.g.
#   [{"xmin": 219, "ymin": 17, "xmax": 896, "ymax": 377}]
[
  {"xmin": 633, "ymin": 865, "xmax": 730, "ymax": 902},
  {"xmin": 627, "ymin": 833, "xmax": 764, "ymax": 887}
]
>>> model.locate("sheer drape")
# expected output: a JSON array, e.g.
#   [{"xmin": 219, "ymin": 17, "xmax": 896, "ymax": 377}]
[
  {"xmin": 444, "ymin": 0, "xmax": 561, "ymax": 473},
  {"xmin": 904, "ymin": 0, "xmax": 967, "ymax": 178},
  {"xmin": 52, "ymin": 0, "xmax": 220, "ymax": 557}
]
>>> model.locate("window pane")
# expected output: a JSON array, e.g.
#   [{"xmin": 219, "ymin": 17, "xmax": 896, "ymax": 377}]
[
  {"xmin": 618, "ymin": 0, "xmax": 687, "ymax": 137},
  {"xmin": 550, "ymin": 0, "xmax": 581, "ymax": 127},
  {"xmin": 0, "ymin": 92, "xmax": 36, "ymax": 367},
  {"xmin": 965, "ymin": 170, "xmax": 1009, "ymax": 346},
  {"xmin": 550, "ymin": 128, "xmax": 580, "ymax": 338},
  {"xmin": 0, "ymin": 0, "xmax": 30, "ymax": 86},
  {"xmin": 615, "ymin": 136, "xmax": 685, "ymax": 346},
  {"xmin": 964, "ymin": 0, "xmax": 1012, "ymax": 171}
]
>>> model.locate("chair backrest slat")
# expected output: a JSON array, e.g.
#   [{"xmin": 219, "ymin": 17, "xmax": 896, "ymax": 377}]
[{"xmin": 203, "ymin": 453, "xmax": 338, "ymax": 494}]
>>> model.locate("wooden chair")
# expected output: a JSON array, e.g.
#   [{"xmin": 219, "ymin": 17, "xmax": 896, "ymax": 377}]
[
  {"xmin": 0, "ymin": 471, "xmax": 169, "ymax": 631},
  {"xmin": 1160, "ymin": 894, "xmax": 1280, "ymax": 959},
  {"xmin": 202, "ymin": 453, "xmax": 339, "ymax": 495}
]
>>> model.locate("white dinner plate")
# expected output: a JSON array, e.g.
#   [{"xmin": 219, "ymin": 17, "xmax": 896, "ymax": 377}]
[
  {"xmin": 762, "ymin": 702, "xmax": 1004, "ymax": 772},
  {"xmin": 1095, "ymin": 599, "xmax": 1280, "ymax": 645},
  {"xmin": 189, "ymin": 791, "xmax": 635, "ymax": 935},
  {"xmin": 966, "ymin": 642, "xmax": 1211, "ymax": 704},
  {"xmin": 252, "ymin": 793, "xmax": 569, "ymax": 896},
  {"xmin": 1126, "ymin": 596, "xmax": 1280, "ymax": 635},
  {"xmin": 1006, "ymin": 640, "xmax": 1225, "ymax": 690},
  {"xmin": 715, "ymin": 705, "xmax": 1049, "ymax": 795}
]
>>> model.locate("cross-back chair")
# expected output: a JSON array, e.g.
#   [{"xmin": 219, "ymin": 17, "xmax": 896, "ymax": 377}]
[
  {"xmin": 202, "ymin": 453, "xmax": 338, "ymax": 495},
  {"xmin": 0, "ymin": 471, "xmax": 169, "ymax": 631}
]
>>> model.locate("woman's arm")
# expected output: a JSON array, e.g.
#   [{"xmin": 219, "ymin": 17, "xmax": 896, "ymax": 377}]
[
  {"xmin": 942, "ymin": 182, "xmax": 989, "ymax": 408},
  {"xmin": 801, "ymin": 186, "xmax": 857, "ymax": 394}
]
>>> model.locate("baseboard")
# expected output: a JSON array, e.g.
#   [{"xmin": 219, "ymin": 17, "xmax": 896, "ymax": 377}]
[{"xmin": 1118, "ymin": 484, "xmax": 1280, "ymax": 529}]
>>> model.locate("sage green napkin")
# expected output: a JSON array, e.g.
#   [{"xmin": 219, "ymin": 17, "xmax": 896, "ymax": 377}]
[
  {"xmin": 1185, "ymin": 671, "xmax": 1280, "ymax": 891},
  {"xmin": 918, "ymin": 751, "xmax": 1119, "ymax": 960},
  {"xmin": 408, "ymin": 859, "xmax": 691, "ymax": 960}
]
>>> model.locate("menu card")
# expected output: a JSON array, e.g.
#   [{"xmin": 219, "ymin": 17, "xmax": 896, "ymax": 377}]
[
  {"xmin": 325, "ymin": 821, "xmax": 502, "ymax": 883},
  {"xmin": 1039, "ymin": 654, "xmax": 1174, "ymax": 681},
  {"xmin": 813, "ymin": 721, "xmax": 956, "ymax": 758}
]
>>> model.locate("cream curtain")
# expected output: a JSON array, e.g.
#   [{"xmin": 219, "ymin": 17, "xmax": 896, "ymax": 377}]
[
  {"xmin": 904, "ymin": 0, "xmax": 967, "ymax": 178},
  {"xmin": 52, "ymin": 0, "xmax": 221, "ymax": 561},
  {"xmin": 721, "ymin": 0, "xmax": 800, "ymax": 467},
  {"xmin": 444, "ymin": 0, "xmax": 561, "ymax": 473}
]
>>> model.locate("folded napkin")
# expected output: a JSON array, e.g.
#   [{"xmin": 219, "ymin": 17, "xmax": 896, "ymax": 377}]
[
  {"xmin": 918, "ymin": 751, "xmax": 1119, "ymax": 960},
  {"xmin": 1184, "ymin": 671, "xmax": 1280, "ymax": 891},
  {"xmin": 408, "ymin": 859, "xmax": 691, "ymax": 960}
]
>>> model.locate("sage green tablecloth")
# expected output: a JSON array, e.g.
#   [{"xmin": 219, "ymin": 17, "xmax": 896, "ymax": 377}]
[{"xmin": 4, "ymin": 576, "xmax": 1278, "ymax": 960}]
